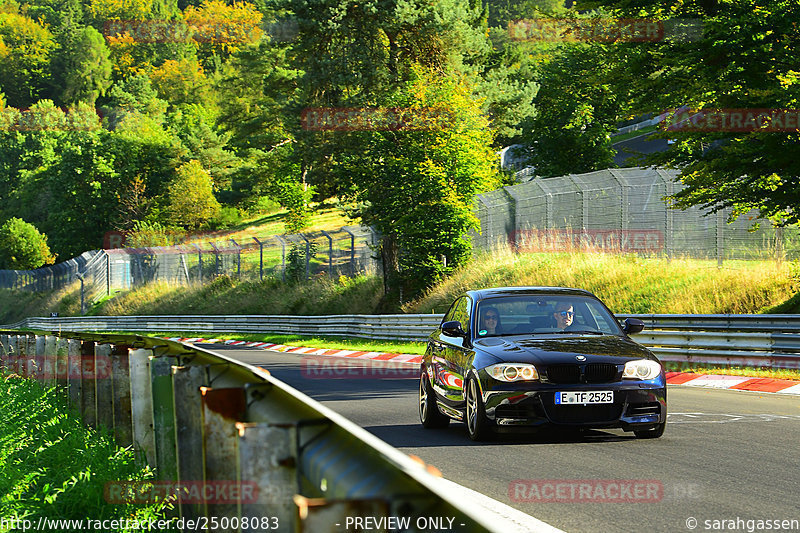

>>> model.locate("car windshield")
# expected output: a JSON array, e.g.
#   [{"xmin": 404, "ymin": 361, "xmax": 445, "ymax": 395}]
[{"xmin": 474, "ymin": 295, "xmax": 623, "ymax": 337}]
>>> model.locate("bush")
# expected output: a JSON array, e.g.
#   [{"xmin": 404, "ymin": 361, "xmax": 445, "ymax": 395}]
[{"xmin": 0, "ymin": 218, "xmax": 56, "ymax": 269}]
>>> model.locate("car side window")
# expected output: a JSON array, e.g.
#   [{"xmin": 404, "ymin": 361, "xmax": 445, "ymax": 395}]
[
  {"xmin": 442, "ymin": 297, "xmax": 462, "ymax": 324},
  {"xmin": 451, "ymin": 296, "xmax": 471, "ymax": 335}
]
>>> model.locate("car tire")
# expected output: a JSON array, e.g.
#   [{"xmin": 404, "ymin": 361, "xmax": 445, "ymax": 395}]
[
  {"xmin": 465, "ymin": 376, "xmax": 490, "ymax": 441},
  {"xmin": 420, "ymin": 372, "xmax": 450, "ymax": 429},
  {"xmin": 634, "ymin": 422, "xmax": 666, "ymax": 439}
]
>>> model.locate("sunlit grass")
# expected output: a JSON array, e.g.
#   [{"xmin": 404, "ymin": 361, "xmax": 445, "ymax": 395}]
[
  {"xmin": 403, "ymin": 245, "xmax": 795, "ymax": 315},
  {"xmin": 0, "ymin": 373, "xmax": 170, "ymax": 527}
]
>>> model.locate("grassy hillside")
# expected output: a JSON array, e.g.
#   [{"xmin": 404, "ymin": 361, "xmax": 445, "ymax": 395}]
[{"xmin": 403, "ymin": 247, "xmax": 796, "ymax": 315}]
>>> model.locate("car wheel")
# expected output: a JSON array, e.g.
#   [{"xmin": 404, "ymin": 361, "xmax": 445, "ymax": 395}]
[
  {"xmin": 419, "ymin": 372, "xmax": 450, "ymax": 429},
  {"xmin": 634, "ymin": 422, "xmax": 666, "ymax": 439},
  {"xmin": 465, "ymin": 376, "xmax": 489, "ymax": 441}
]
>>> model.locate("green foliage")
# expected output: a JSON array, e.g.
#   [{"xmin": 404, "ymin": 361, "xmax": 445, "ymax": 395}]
[
  {"xmin": 339, "ymin": 68, "xmax": 500, "ymax": 299},
  {"xmin": 51, "ymin": 25, "xmax": 112, "ymax": 106},
  {"xmin": 519, "ymin": 43, "xmax": 621, "ymax": 177},
  {"xmin": 0, "ymin": 374, "xmax": 168, "ymax": 523},
  {"xmin": 166, "ymin": 159, "xmax": 221, "ymax": 229},
  {"xmin": 0, "ymin": 217, "xmax": 55, "ymax": 269},
  {"xmin": 284, "ymin": 241, "xmax": 316, "ymax": 283},
  {"xmin": 0, "ymin": 12, "xmax": 55, "ymax": 107},
  {"xmin": 126, "ymin": 219, "xmax": 185, "ymax": 247},
  {"xmin": 588, "ymin": 0, "xmax": 800, "ymax": 224}
]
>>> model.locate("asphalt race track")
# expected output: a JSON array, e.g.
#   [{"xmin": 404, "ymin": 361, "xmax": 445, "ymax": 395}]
[{"xmin": 213, "ymin": 346, "xmax": 800, "ymax": 533}]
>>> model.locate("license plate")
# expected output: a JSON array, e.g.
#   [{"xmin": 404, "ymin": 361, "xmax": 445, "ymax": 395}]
[{"xmin": 555, "ymin": 391, "xmax": 614, "ymax": 405}]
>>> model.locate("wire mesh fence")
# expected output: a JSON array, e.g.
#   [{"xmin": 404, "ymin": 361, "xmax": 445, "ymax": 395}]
[
  {"xmin": 0, "ymin": 226, "xmax": 381, "ymax": 308},
  {"xmin": 474, "ymin": 167, "xmax": 800, "ymax": 261}
]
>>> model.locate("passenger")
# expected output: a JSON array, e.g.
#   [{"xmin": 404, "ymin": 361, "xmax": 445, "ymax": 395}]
[{"xmin": 479, "ymin": 306, "xmax": 503, "ymax": 336}]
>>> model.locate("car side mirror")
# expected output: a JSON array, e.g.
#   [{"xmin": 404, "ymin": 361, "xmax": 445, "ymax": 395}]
[
  {"xmin": 442, "ymin": 320, "xmax": 466, "ymax": 338},
  {"xmin": 623, "ymin": 318, "xmax": 645, "ymax": 335}
]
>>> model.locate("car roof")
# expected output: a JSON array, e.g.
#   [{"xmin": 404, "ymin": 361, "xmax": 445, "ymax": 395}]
[{"xmin": 466, "ymin": 286, "xmax": 597, "ymax": 302}]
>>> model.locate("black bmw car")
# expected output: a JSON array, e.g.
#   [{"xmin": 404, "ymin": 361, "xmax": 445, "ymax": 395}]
[{"xmin": 419, "ymin": 287, "xmax": 666, "ymax": 441}]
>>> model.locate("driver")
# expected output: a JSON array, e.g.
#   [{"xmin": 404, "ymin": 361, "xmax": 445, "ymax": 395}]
[{"xmin": 553, "ymin": 302, "xmax": 575, "ymax": 331}]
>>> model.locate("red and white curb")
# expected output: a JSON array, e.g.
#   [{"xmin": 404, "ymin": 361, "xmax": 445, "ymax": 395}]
[
  {"xmin": 667, "ymin": 372, "xmax": 800, "ymax": 395},
  {"xmin": 165, "ymin": 337, "xmax": 423, "ymax": 365},
  {"xmin": 165, "ymin": 339, "xmax": 800, "ymax": 395}
]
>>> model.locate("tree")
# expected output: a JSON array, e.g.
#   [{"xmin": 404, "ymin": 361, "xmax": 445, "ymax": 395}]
[
  {"xmin": 0, "ymin": 217, "xmax": 55, "ymax": 269},
  {"xmin": 0, "ymin": 13, "xmax": 56, "ymax": 107},
  {"xmin": 587, "ymin": 0, "xmax": 800, "ymax": 223},
  {"xmin": 51, "ymin": 25, "xmax": 113, "ymax": 106},
  {"xmin": 339, "ymin": 68, "xmax": 500, "ymax": 300},
  {"xmin": 519, "ymin": 42, "xmax": 622, "ymax": 177},
  {"xmin": 166, "ymin": 159, "xmax": 220, "ymax": 229}
]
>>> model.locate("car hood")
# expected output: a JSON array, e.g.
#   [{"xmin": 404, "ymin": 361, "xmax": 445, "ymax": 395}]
[{"xmin": 473, "ymin": 334, "xmax": 655, "ymax": 366}]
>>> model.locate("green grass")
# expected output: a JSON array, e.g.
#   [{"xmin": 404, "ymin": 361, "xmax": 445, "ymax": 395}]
[
  {"xmin": 0, "ymin": 373, "xmax": 170, "ymax": 529},
  {"xmin": 611, "ymin": 124, "xmax": 660, "ymax": 143},
  {"xmin": 403, "ymin": 248, "xmax": 796, "ymax": 315}
]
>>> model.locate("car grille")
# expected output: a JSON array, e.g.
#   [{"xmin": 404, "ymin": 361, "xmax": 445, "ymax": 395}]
[
  {"xmin": 546, "ymin": 363, "xmax": 619, "ymax": 384},
  {"xmin": 584, "ymin": 363, "xmax": 619, "ymax": 383},
  {"xmin": 546, "ymin": 364, "xmax": 581, "ymax": 384},
  {"xmin": 546, "ymin": 404, "xmax": 623, "ymax": 424}
]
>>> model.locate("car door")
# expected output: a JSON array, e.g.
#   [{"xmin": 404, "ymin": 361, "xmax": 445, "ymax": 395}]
[{"xmin": 439, "ymin": 296, "xmax": 473, "ymax": 413}]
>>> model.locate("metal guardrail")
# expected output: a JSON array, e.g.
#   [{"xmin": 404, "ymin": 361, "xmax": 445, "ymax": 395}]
[
  {"xmin": 4, "ymin": 314, "xmax": 800, "ymax": 370},
  {"xmin": 0, "ymin": 329, "xmax": 554, "ymax": 532}
]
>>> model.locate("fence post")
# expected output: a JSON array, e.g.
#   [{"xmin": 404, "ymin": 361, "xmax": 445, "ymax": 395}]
[
  {"xmin": 716, "ymin": 209, "xmax": 724, "ymax": 267},
  {"xmin": 320, "ymin": 230, "xmax": 333, "ymax": 276},
  {"xmin": 253, "ymin": 237, "xmax": 264, "ymax": 280},
  {"xmin": 342, "ymin": 227, "xmax": 357, "ymax": 277},
  {"xmin": 193, "ymin": 244, "xmax": 203, "ymax": 283},
  {"xmin": 776, "ymin": 225, "xmax": 784, "ymax": 264},
  {"xmin": 209, "ymin": 242, "xmax": 222, "ymax": 277},
  {"xmin": 275, "ymin": 236, "xmax": 287, "ymax": 282},
  {"xmin": 230, "ymin": 239, "xmax": 242, "ymax": 278},
  {"xmin": 299, "ymin": 233, "xmax": 311, "ymax": 280},
  {"xmin": 76, "ymin": 272, "xmax": 86, "ymax": 315}
]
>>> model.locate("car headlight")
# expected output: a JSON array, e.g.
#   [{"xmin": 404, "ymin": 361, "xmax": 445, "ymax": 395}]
[
  {"xmin": 487, "ymin": 363, "xmax": 539, "ymax": 382},
  {"xmin": 623, "ymin": 359, "xmax": 662, "ymax": 380}
]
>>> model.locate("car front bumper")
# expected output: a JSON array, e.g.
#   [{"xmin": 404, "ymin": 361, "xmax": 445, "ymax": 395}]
[{"xmin": 481, "ymin": 380, "xmax": 666, "ymax": 432}]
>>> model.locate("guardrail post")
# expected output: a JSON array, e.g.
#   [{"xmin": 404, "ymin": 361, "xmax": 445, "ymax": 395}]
[
  {"xmin": 80, "ymin": 340, "xmax": 97, "ymax": 427},
  {"xmin": 56, "ymin": 337, "xmax": 69, "ymax": 391},
  {"xmin": 0, "ymin": 334, "xmax": 9, "ymax": 371},
  {"xmin": 130, "ymin": 348, "xmax": 156, "ymax": 466},
  {"xmin": 68, "ymin": 339, "xmax": 82, "ymax": 408},
  {"xmin": 112, "ymin": 344, "xmax": 133, "ymax": 448},
  {"xmin": 200, "ymin": 386, "xmax": 246, "ymax": 530},
  {"xmin": 95, "ymin": 343, "xmax": 114, "ymax": 430},
  {"xmin": 44, "ymin": 336, "xmax": 57, "ymax": 387},
  {"xmin": 173, "ymin": 364, "xmax": 207, "ymax": 520},
  {"xmin": 33, "ymin": 335, "xmax": 46, "ymax": 383},
  {"xmin": 151, "ymin": 356, "xmax": 177, "ymax": 481},
  {"xmin": 236, "ymin": 420, "xmax": 297, "ymax": 531}
]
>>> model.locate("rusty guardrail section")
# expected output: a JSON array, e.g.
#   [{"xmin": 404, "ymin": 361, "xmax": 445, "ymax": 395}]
[
  {"xmin": 5, "ymin": 314, "xmax": 800, "ymax": 370},
  {"xmin": 0, "ymin": 329, "xmax": 548, "ymax": 532}
]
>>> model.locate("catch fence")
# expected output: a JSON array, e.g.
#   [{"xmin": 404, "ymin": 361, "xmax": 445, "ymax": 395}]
[
  {"xmin": 0, "ymin": 226, "xmax": 380, "ymax": 310},
  {"xmin": 474, "ymin": 167, "xmax": 800, "ymax": 262}
]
